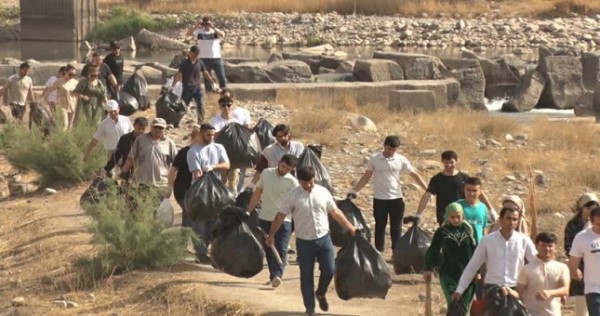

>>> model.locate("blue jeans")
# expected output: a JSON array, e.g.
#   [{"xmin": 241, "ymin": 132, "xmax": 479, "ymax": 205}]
[
  {"xmin": 587, "ymin": 293, "xmax": 600, "ymax": 316},
  {"xmin": 201, "ymin": 58, "xmax": 227, "ymax": 92},
  {"xmin": 296, "ymin": 234, "xmax": 335, "ymax": 312},
  {"xmin": 259, "ymin": 219, "xmax": 292, "ymax": 280},
  {"xmin": 181, "ymin": 87, "xmax": 205, "ymax": 123},
  {"xmin": 176, "ymin": 199, "xmax": 192, "ymax": 228}
]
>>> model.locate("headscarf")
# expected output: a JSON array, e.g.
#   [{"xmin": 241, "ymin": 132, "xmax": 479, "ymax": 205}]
[
  {"xmin": 443, "ymin": 202, "xmax": 476, "ymax": 245},
  {"xmin": 501, "ymin": 194, "xmax": 526, "ymax": 216}
]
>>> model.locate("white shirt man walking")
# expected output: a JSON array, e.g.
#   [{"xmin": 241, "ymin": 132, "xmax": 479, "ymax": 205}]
[{"xmin": 83, "ymin": 99, "xmax": 134, "ymax": 163}]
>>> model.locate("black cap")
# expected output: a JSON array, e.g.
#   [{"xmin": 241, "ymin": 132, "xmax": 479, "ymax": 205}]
[
  {"xmin": 110, "ymin": 41, "xmax": 121, "ymax": 49},
  {"xmin": 189, "ymin": 45, "xmax": 199, "ymax": 54}
]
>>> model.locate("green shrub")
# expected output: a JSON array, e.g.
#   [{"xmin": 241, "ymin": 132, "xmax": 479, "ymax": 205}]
[
  {"xmin": 0, "ymin": 117, "xmax": 105, "ymax": 186},
  {"xmin": 88, "ymin": 7, "xmax": 180, "ymax": 42},
  {"xmin": 0, "ymin": 6, "xmax": 19, "ymax": 21},
  {"xmin": 79, "ymin": 186, "xmax": 196, "ymax": 278}
]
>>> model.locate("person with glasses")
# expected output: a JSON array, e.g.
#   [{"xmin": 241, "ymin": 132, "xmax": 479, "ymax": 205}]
[
  {"xmin": 42, "ymin": 64, "xmax": 78, "ymax": 129},
  {"xmin": 81, "ymin": 52, "xmax": 119, "ymax": 100},
  {"xmin": 74, "ymin": 66, "xmax": 107, "ymax": 124},
  {"xmin": 103, "ymin": 42, "xmax": 125, "ymax": 96},
  {"xmin": 565, "ymin": 193, "xmax": 600, "ymax": 316},
  {"xmin": 220, "ymin": 89, "xmax": 252, "ymax": 192},
  {"xmin": 210, "ymin": 95, "xmax": 242, "ymax": 192}
]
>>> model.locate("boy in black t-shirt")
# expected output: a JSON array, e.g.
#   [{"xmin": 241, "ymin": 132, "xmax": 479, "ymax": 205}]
[{"xmin": 414, "ymin": 150, "xmax": 496, "ymax": 225}]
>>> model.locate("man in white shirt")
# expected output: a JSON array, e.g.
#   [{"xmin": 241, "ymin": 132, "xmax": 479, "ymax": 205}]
[
  {"xmin": 348, "ymin": 135, "xmax": 427, "ymax": 252},
  {"xmin": 210, "ymin": 95, "xmax": 242, "ymax": 192},
  {"xmin": 221, "ymin": 89, "xmax": 251, "ymax": 192},
  {"xmin": 452, "ymin": 207, "xmax": 537, "ymax": 307},
  {"xmin": 2, "ymin": 62, "xmax": 35, "ymax": 120},
  {"xmin": 83, "ymin": 99, "xmax": 134, "ymax": 162},
  {"xmin": 188, "ymin": 16, "xmax": 227, "ymax": 93},
  {"xmin": 246, "ymin": 154, "xmax": 299, "ymax": 288},
  {"xmin": 42, "ymin": 66, "xmax": 66, "ymax": 114},
  {"xmin": 568, "ymin": 207, "xmax": 600, "ymax": 316},
  {"xmin": 266, "ymin": 166, "xmax": 357, "ymax": 316}
]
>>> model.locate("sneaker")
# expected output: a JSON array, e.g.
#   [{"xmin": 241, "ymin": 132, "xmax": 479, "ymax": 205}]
[
  {"xmin": 316, "ymin": 294, "xmax": 329, "ymax": 312},
  {"xmin": 304, "ymin": 309, "xmax": 315, "ymax": 316},
  {"xmin": 195, "ymin": 254, "xmax": 211, "ymax": 264},
  {"xmin": 271, "ymin": 276, "xmax": 282, "ymax": 288}
]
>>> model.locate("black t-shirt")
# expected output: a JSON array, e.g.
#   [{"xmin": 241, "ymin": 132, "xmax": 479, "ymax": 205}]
[
  {"xmin": 172, "ymin": 145, "xmax": 192, "ymax": 201},
  {"xmin": 178, "ymin": 58, "xmax": 206, "ymax": 89},
  {"xmin": 427, "ymin": 171, "xmax": 469, "ymax": 223},
  {"xmin": 103, "ymin": 53, "xmax": 124, "ymax": 84},
  {"xmin": 81, "ymin": 63, "xmax": 113, "ymax": 88}
]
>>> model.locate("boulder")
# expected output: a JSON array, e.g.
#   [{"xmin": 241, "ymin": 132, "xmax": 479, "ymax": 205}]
[
  {"xmin": 574, "ymin": 91, "xmax": 596, "ymax": 117},
  {"xmin": 224, "ymin": 62, "xmax": 271, "ymax": 83},
  {"xmin": 118, "ymin": 36, "xmax": 136, "ymax": 52},
  {"xmin": 389, "ymin": 90, "xmax": 437, "ymax": 112},
  {"xmin": 537, "ymin": 56, "xmax": 585, "ymax": 109},
  {"xmin": 282, "ymin": 52, "xmax": 345, "ymax": 74},
  {"xmin": 168, "ymin": 51, "xmax": 188, "ymax": 69},
  {"xmin": 581, "ymin": 51, "xmax": 600, "ymax": 90},
  {"xmin": 265, "ymin": 60, "xmax": 315, "ymax": 83},
  {"xmin": 442, "ymin": 58, "xmax": 486, "ymax": 110},
  {"xmin": 314, "ymin": 73, "xmax": 354, "ymax": 82},
  {"xmin": 267, "ymin": 53, "xmax": 283, "ymax": 64},
  {"xmin": 318, "ymin": 67, "xmax": 335, "ymax": 74},
  {"xmin": 353, "ymin": 59, "xmax": 404, "ymax": 82},
  {"xmin": 135, "ymin": 28, "xmax": 188, "ymax": 51},
  {"xmin": 137, "ymin": 65, "xmax": 164, "ymax": 85},
  {"xmin": 142, "ymin": 62, "xmax": 178, "ymax": 78},
  {"xmin": 404, "ymin": 58, "xmax": 444, "ymax": 80},
  {"xmin": 373, "ymin": 51, "xmax": 439, "ymax": 70},
  {"xmin": 347, "ymin": 114, "xmax": 377, "ymax": 132},
  {"xmin": 300, "ymin": 44, "xmax": 335, "ymax": 54},
  {"xmin": 462, "ymin": 50, "xmax": 521, "ymax": 98},
  {"xmin": 502, "ymin": 70, "xmax": 546, "ymax": 112},
  {"xmin": 336, "ymin": 60, "xmax": 354, "ymax": 73},
  {"xmin": 224, "ymin": 57, "xmax": 260, "ymax": 65}
]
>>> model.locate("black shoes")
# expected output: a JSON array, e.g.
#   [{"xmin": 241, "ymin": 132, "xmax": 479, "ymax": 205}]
[{"xmin": 316, "ymin": 294, "xmax": 329, "ymax": 312}]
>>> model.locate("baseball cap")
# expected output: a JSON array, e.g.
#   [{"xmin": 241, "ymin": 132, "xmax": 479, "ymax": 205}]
[
  {"xmin": 577, "ymin": 193, "xmax": 599, "ymax": 208},
  {"xmin": 104, "ymin": 99, "xmax": 119, "ymax": 112},
  {"xmin": 151, "ymin": 118, "xmax": 167, "ymax": 128}
]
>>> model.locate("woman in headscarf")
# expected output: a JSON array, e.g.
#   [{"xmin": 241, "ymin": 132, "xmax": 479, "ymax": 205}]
[
  {"xmin": 565, "ymin": 192, "xmax": 599, "ymax": 316},
  {"xmin": 424, "ymin": 202, "xmax": 478, "ymax": 315},
  {"xmin": 488, "ymin": 194, "xmax": 529, "ymax": 234}
]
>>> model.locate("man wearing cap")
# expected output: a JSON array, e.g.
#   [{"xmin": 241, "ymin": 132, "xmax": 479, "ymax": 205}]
[
  {"xmin": 171, "ymin": 45, "xmax": 215, "ymax": 124},
  {"xmin": 103, "ymin": 42, "xmax": 125, "ymax": 96},
  {"xmin": 83, "ymin": 100, "xmax": 134, "ymax": 163},
  {"xmin": 2, "ymin": 62, "xmax": 35, "ymax": 120},
  {"xmin": 121, "ymin": 118, "xmax": 178, "ymax": 189},
  {"xmin": 188, "ymin": 16, "xmax": 227, "ymax": 94},
  {"xmin": 104, "ymin": 117, "xmax": 148, "ymax": 179}
]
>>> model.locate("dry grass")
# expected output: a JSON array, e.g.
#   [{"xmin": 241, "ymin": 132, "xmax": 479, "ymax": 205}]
[{"xmin": 98, "ymin": 0, "xmax": 600, "ymax": 18}]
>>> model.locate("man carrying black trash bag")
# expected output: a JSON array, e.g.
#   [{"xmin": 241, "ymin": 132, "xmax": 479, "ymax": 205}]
[
  {"xmin": 245, "ymin": 154, "xmax": 299, "ymax": 289},
  {"xmin": 266, "ymin": 166, "xmax": 357, "ymax": 316}
]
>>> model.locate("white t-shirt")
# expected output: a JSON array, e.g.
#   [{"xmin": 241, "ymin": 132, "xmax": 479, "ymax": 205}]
[
  {"xmin": 93, "ymin": 115, "xmax": 134, "ymax": 151},
  {"xmin": 570, "ymin": 228, "xmax": 600, "ymax": 294},
  {"xmin": 366, "ymin": 152, "xmax": 416, "ymax": 200},
  {"xmin": 211, "ymin": 115, "xmax": 242, "ymax": 132},
  {"xmin": 232, "ymin": 107, "xmax": 251, "ymax": 127},
  {"xmin": 6, "ymin": 74, "xmax": 33, "ymax": 105},
  {"xmin": 279, "ymin": 185, "xmax": 337, "ymax": 240},
  {"xmin": 192, "ymin": 29, "xmax": 221, "ymax": 59},
  {"xmin": 45, "ymin": 76, "xmax": 59, "ymax": 103},
  {"xmin": 255, "ymin": 167, "xmax": 298, "ymax": 222},
  {"xmin": 517, "ymin": 257, "xmax": 570, "ymax": 316}
]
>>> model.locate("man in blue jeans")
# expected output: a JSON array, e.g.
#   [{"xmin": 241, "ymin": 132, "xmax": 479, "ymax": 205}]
[
  {"xmin": 246, "ymin": 154, "xmax": 299, "ymax": 288},
  {"xmin": 171, "ymin": 45, "xmax": 215, "ymax": 124},
  {"xmin": 189, "ymin": 16, "xmax": 227, "ymax": 94},
  {"xmin": 267, "ymin": 166, "xmax": 357, "ymax": 316}
]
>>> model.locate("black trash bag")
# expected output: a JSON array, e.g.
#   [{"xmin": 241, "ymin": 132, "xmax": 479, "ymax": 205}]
[
  {"xmin": 184, "ymin": 171, "xmax": 235, "ymax": 220},
  {"xmin": 307, "ymin": 143, "xmax": 323, "ymax": 159},
  {"xmin": 123, "ymin": 71, "xmax": 149, "ymax": 110},
  {"xmin": 28, "ymin": 102, "xmax": 55, "ymax": 136},
  {"xmin": 116, "ymin": 91, "xmax": 139, "ymax": 116},
  {"xmin": 235, "ymin": 189, "xmax": 260, "ymax": 228},
  {"xmin": 483, "ymin": 286, "xmax": 531, "ymax": 316},
  {"xmin": 330, "ymin": 199, "xmax": 371, "ymax": 247},
  {"xmin": 210, "ymin": 206, "xmax": 265, "ymax": 278},
  {"xmin": 393, "ymin": 219, "xmax": 432, "ymax": 274},
  {"xmin": 252, "ymin": 118, "xmax": 275, "ymax": 150},
  {"xmin": 80, "ymin": 177, "xmax": 119, "ymax": 207},
  {"xmin": 334, "ymin": 234, "xmax": 392, "ymax": 300},
  {"xmin": 297, "ymin": 148, "xmax": 334, "ymax": 194},
  {"xmin": 155, "ymin": 91, "xmax": 187, "ymax": 127},
  {"xmin": 447, "ymin": 300, "xmax": 467, "ymax": 316},
  {"xmin": 215, "ymin": 123, "xmax": 262, "ymax": 169}
]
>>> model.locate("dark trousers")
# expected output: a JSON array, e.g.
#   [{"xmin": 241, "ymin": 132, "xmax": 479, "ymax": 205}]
[
  {"xmin": 296, "ymin": 234, "xmax": 335, "ymax": 312},
  {"xmin": 201, "ymin": 58, "xmax": 227, "ymax": 92},
  {"xmin": 181, "ymin": 87, "xmax": 204, "ymax": 123},
  {"xmin": 587, "ymin": 293, "xmax": 600, "ymax": 316},
  {"xmin": 373, "ymin": 198, "xmax": 405, "ymax": 251},
  {"xmin": 176, "ymin": 198, "xmax": 212, "ymax": 256},
  {"xmin": 258, "ymin": 219, "xmax": 292, "ymax": 280}
]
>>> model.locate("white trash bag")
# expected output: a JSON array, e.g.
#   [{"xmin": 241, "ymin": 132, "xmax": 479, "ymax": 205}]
[{"xmin": 156, "ymin": 198, "xmax": 174, "ymax": 226}]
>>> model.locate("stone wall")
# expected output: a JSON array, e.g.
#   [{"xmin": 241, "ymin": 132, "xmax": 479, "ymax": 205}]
[{"xmin": 20, "ymin": 0, "xmax": 97, "ymax": 42}]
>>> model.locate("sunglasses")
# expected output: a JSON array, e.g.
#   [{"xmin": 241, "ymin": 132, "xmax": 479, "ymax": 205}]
[
  {"xmin": 220, "ymin": 103, "xmax": 233, "ymax": 107},
  {"xmin": 89, "ymin": 74, "xmax": 98, "ymax": 78}
]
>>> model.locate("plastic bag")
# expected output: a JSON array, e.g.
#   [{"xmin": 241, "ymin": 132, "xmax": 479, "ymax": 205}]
[
  {"xmin": 116, "ymin": 91, "xmax": 139, "ymax": 116},
  {"xmin": 235, "ymin": 189, "xmax": 260, "ymax": 228},
  {"xmin": 210, "ymin": 206, "xmax": 265, "ymax": 278},
  {"xmin": 330, "ymin": 199, "xmax": 371, "ymax": 247},
  {"xmin": 297, "ymin": 148, "xmax": 334, "ymax": 194},
  {"xmin": 447, "ymin": 300, "xmax": 467, "ymax": 316},
  {"xmin": 28, "ymin": 102, "xmax": 54, "ymax": 135},
  {"xmin": 123, "ymin": 70, "xmax": 149, "ymax": 110},
  {"xmin": 393, "ymin": 220, "xmax": 432, "ymax": 274},
  {"xmin": 252, "ymin": 118, "xmax": 275, "ymax": 150},
  {"xmin": 184, "ymin": 172, "xmax": 235, "ymax": 220},
  {"xmin": 215, "ymin": 123, "xmax": 262, "ymax": 169},
  {"xmin": 156, "ymin": 198, "xmax": 174, "ymax": 226},
  {"xmin": 483, "ymin": 286, "xmax": 531, "ymax": 316},
  {"xmin": 307, "ymin": 143, "xmax": 323, "ymax": 159},
  {"xmin": 335, "ymin": 234, "xmax": 392, "ymax": 300},
  {"xmin": 156, "ymin": 91, "xmax": 187, "ymax": 127},
  {"xmin": 80, "ymin": 177, "xmax": 119, "ymax": 207}
]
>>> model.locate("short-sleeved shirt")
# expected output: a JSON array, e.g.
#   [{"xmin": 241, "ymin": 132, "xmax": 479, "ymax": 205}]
[
  {"xmin": 45, "ymin": 76, "xmax": 59, "ymax": 103},
  {"xmin": 427, "ymin": 171, "xmax": 470, "ymax": 223},
  {"xmin": 81, "ymin": 63, "xmax": 113, "ymax": 89},
  {"xmin": 193, "ymin": 29, "xmax": 222, "ymax": 58},
  {"xmin": 279, "ymin": 184, "xmax": 337, "ymax": 240},
  {"xmin": 366, "ymin": 152, "xmax": 416, "ymax": 200},
  {"xmin": 232, "ymin": 107, "xmax": 251, "ymax": 126},
  {"xmin": 52, "ymin": 78, "xmax": 78, "ymax": 112},
  {"xmin": 178, "ymin": 58, "xmax": 207, "ymax": 90},
  {"xmin": 128, "ymin": 133, "xmax": 178, "ymax": 187},
  {"xmin": 93, "ymin": 115, "xmax": 134, "ymax": 151},
  {"xmin": 186, "ymin": 142, "xmax": 229, "ymax": 182},
  {"xmin": 457, "ymin": 199, "xmax": 488, "ymax": 243},
  {"xmin": 211, "ymin": 115, "xmax": 242, "ymax": 132},
  {"xmin": 517, "ymin": 257, "xmax": 569, "ymax": 316},
  {"xmin": 5, "ymin": 74, "xmax": 32, "ymax": 104},
  {"xmin": 172, "ymin": 146, "xmax": 192, "ymax": 201},
  {"xmin": 569, "ymin": 228, "xmax": 600, "ymax": 294},
  {"xmin": 261, "ymin": 141, "xmax": 305, "ymax": 168},
  {"xmin": 255, "ymin": 167, "xmax": 299, "ymax": 222},
  {"xmin": 103, "ymin": 53, "xmax": 125, "ymax": 84}
]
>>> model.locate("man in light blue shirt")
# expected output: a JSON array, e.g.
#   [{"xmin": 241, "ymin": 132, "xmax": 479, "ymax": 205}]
[{"xmin": 456, "ymin": 177, "xmax": 490, "ymax": 243}]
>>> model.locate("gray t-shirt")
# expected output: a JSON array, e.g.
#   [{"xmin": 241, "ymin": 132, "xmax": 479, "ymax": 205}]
[{"xmin": 128, "ymin": 133, "xmax": 178, "ymax": 186}]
